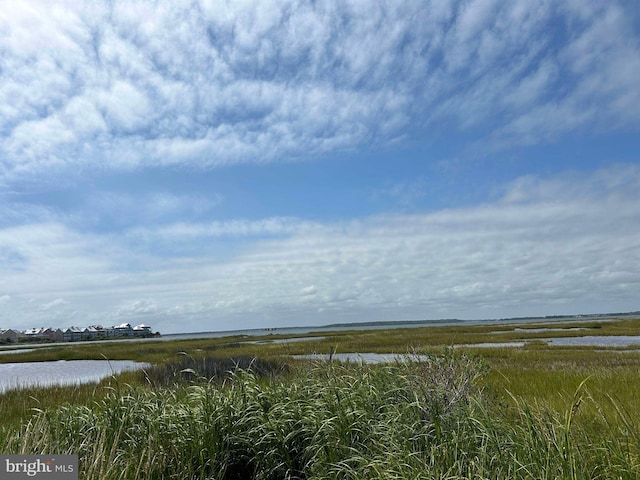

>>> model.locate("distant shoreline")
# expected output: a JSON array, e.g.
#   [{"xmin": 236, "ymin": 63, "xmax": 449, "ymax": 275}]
[
  {"xmin": 160, "ymin": 311, "xmax": 639, "ymax": 339},
  {"xmin": 3, "ymin": 312, "xmax": 636, "ymax": 347}
]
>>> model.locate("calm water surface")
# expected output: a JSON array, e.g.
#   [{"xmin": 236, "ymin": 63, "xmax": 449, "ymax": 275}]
[
  {"xmin": 0, "ymin": 360, "xmax": 149, "ymax": 393},
  {"xmin": 293, "ymin": 353, "xmax": 428, "ymax": 363},
  {"xmin": 241, "ymin": 336, "xmax": 326, "ymax": 345},
  {"xmin": 0, "ymin": 348, "xmax": 37, "ymax": 355},
  {"xmin": 490, "ymin": 327, "xmax": 589, "ymax": 334},
  {"xmin": 546, "ymin": 336, "xmax": 640, "ymax": 347},
  {"xmin": 460, "ymin": 336, "xmax": 640, "ymax": 349},
  {"xmin": 457, "ymin": 342, "xmax": 527, "ymax": 348}
]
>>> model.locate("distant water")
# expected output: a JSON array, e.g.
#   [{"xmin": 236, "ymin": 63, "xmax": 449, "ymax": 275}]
[
  {"xmin": 546, "ymin": 336, "xmax": 640, "ymax": 347},
  {"xmin": 459, "ymin": 336, "xmax": 640, "ymax": 349},
  {"xmin": 241, "ymin": 336, "xmax": 326, "ymax": 345},
  {"xmin": 293, "ymin": 353, "xmax": 429, "ymax": 364},
  {"xmin": 457, "ymin": 342, "xmax": 527, "ymax": 349},
  {"xmin": 159, "ymin": 318, "xmax": 568, "ymax": 340},
  {"xmin": 0, "ymin": 348, "xmax": 36, "ymax": 355},
  {"xmin": 0, "ymin": 360, "xmax": 148, "ymax": 393},
  {"xmin": 492, "ymin": 327, "xmax": 588, "ymax": 334},
  {"xmin": 162, "ymin": 315, "xmax": 616, "ymax": 340}
]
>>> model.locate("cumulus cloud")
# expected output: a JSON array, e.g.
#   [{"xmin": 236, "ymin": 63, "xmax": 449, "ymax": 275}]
[
  {"xmin": 0, "ymin": 165, "xmax": 638, "ymax": 332},
  {"xmin": 1, "ymin": 0, "xmax": 638, "ymax": 183}
]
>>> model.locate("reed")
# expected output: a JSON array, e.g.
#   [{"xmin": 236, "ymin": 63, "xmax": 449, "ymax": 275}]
[
  {"xmin": 2, "ymin": 352, "xmax": 639, "ymax": 479},
  {"xmin": 141, "ymin": 354, "xmax": 290, "ymax": 387}
]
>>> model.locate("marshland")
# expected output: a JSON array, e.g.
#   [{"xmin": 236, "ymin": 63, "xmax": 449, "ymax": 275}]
[{"xmin": 1, "ymin": 317, "xmax": 640, "ymax": 479}]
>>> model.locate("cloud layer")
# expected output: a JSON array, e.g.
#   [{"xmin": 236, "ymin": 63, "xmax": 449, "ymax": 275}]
[
  {"xmin": 1, "ymin": 1, "xmax": 639, "ymax": 333},
  {"xmin": 1, "ymin": 166, "xmax": 638, "ymax": 332},
  {"xmin": 1, "ymin": 0, "xmax": 639, "ymax": 184}
]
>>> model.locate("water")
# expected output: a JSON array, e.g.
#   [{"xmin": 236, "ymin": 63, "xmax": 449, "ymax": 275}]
[
  {"xmin": 160, "ymin": 323, "xmax": 457, "ymax": 340},
  {"xmin": 161, "ymin": 314, "xmax": 625, "ymax": 339},
  {"xmin": 0, "ymin": 348, "xmax": 36, "ymax": 355},
  {"xmin": 241, "ymin": 336, "xmax": 326, "ymax": 345},
  {"xmin": 0, "ymin": 360, "xmax": 149, "ymax": 393},
  {"xmin": 546, "ymin": 336, "xmax": 640, "ymax": 347},
  {"xmin": 292, "ymin": 336, "xmax": 640, "ymax": 360},
  {"xmin": 457, "ymin": 342, "xmax": 527, "ymax": 349},
  {"xmin": 459, "ymin": 336, "xmax": 640, "ymax": 349},
  {"xmin": 491, "ymin": 327, "xmax": 588, "ymax": 334},
  {"xmin": 293, "ymin": 353, "xmax": 430, "ymax": 363}
]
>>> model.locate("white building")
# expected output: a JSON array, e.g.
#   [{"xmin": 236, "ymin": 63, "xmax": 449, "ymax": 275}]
[{"xmin": 133, "ymin": 324, "xmax": 153, "ymax": 336}]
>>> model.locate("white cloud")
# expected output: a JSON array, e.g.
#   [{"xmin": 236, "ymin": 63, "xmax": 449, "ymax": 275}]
[
  {"xmin": 0, "ymin": 165, "xmax": 638, "ymax": 332},
  {"xmin": 126, "ymin": 217, "xmax": 317, "ymax": 246},
  {"xmin": 62, "ymin": 97, "xmax": 107, "ymax": 136},
  {"xmin": 499, "ymin": 165, "xmax": 640, "ymax": 204},
  {"xmin": 1, "ymin": 0, "xmax": 638, "ymax": 183},
  {"xmin": 97, "ymin": 81, "xmax": 153, "ymax": 133}
]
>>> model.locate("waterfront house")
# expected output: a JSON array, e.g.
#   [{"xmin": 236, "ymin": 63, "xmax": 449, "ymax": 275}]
[
  {"xmin": 23, "ymin": 327, "xmax": 59, "ymax": 341},
  {"xmin": 88, "ymin": 325, "xmax": 108, "ymax": 339},
  {"xmin": 42, "ymin": 327, "xmax": 58, "ymax": 341},
  {"xmin": 0, "ymin": 329, "xmax": 21, "ymax": 343},
  {"xmin": 24, "ymin": 327, "xmax": 47, "ymax": 340},
  {"xmin": 114, "ymin": 323, "xmax": 134, "ymax": 337},
  {"xmin": 61, "ymin": 326, "xmax": 84, "ymax": 342},
  {"xmin": 133, "ymin": 324, "xmax": 152, "ymax": 337},
  {"xmin": 83, "ymin": 326, "xmax": 101, "ymax": 340},
  {"xmin": 4, "ymin": 323, "xmax": 155, "ymax": 343}
]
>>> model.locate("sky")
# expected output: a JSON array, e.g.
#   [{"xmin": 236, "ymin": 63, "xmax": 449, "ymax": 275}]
[{"xmin": 1, "ymin": 1, "xmax": 639, "ymax": 334}]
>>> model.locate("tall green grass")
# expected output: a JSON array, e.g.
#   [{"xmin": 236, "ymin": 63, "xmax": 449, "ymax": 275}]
[
  {"xmin": 141, "ymin": 354, "xmax": 290, "ymax": 387},
  {"xmin": 2, "ymin": 352, "xmax": 639, "ymax": 479}
]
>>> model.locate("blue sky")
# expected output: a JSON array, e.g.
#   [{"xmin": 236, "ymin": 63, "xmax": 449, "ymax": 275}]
[{"xmin": 1, "ymin": 1, "xmax": 639, "ymax": 334}]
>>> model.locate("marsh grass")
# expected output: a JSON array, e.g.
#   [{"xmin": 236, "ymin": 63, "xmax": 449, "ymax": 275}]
[
  {"xmin": 0, "ymin": 370, "xmax": 145, "ymax": 428},
  {"xmin": 2, "ymin": 352, "xmax": 640, "ymax": 479},
  {"xmin": 1, "ymin": 352, "xmax": 487, "ymax": 479},
  {"xmin": 142, "ymin": 354, "xmax": 290, "ymax": 387}
]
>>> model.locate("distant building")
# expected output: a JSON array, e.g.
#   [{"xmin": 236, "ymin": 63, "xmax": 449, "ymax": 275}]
[
  {"xmin": 53, "ymin": 329, "xmax": 65, "ymax": 341},
  {"xmin": 23, "ymin": 327, "xmax": 59, "ymax": 341},
  {"xmin": 88, "ymin": 326, "xmax": 108, "ymax": 339},
  {"xmin": 23, "ymin": 327, "xmax": 47, "ymax": 340},
  {"xmin": 133, "ymin": 324, "xmax": 153, "ymax": 337},
  {"xmin": 0, "ymin": 329, "xmax": 21, "ymax": 343},
  {"xmin": 12, "ymin": 323, "xmax": 156, "ymax": 343},
  {"xmin": 83, "ymin": 326, "xmax": 100, "ymax": 340},
  {"xmin": 114, "ymin": 323, "xmax": 134, "ymax": 337},
  {"xmin": 61, "ymin": 327, "xmax": 84, "ymax": 342},
  {"xmin": 42, "ymin": 328, "xmax": 58, "ymax": 341}
]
